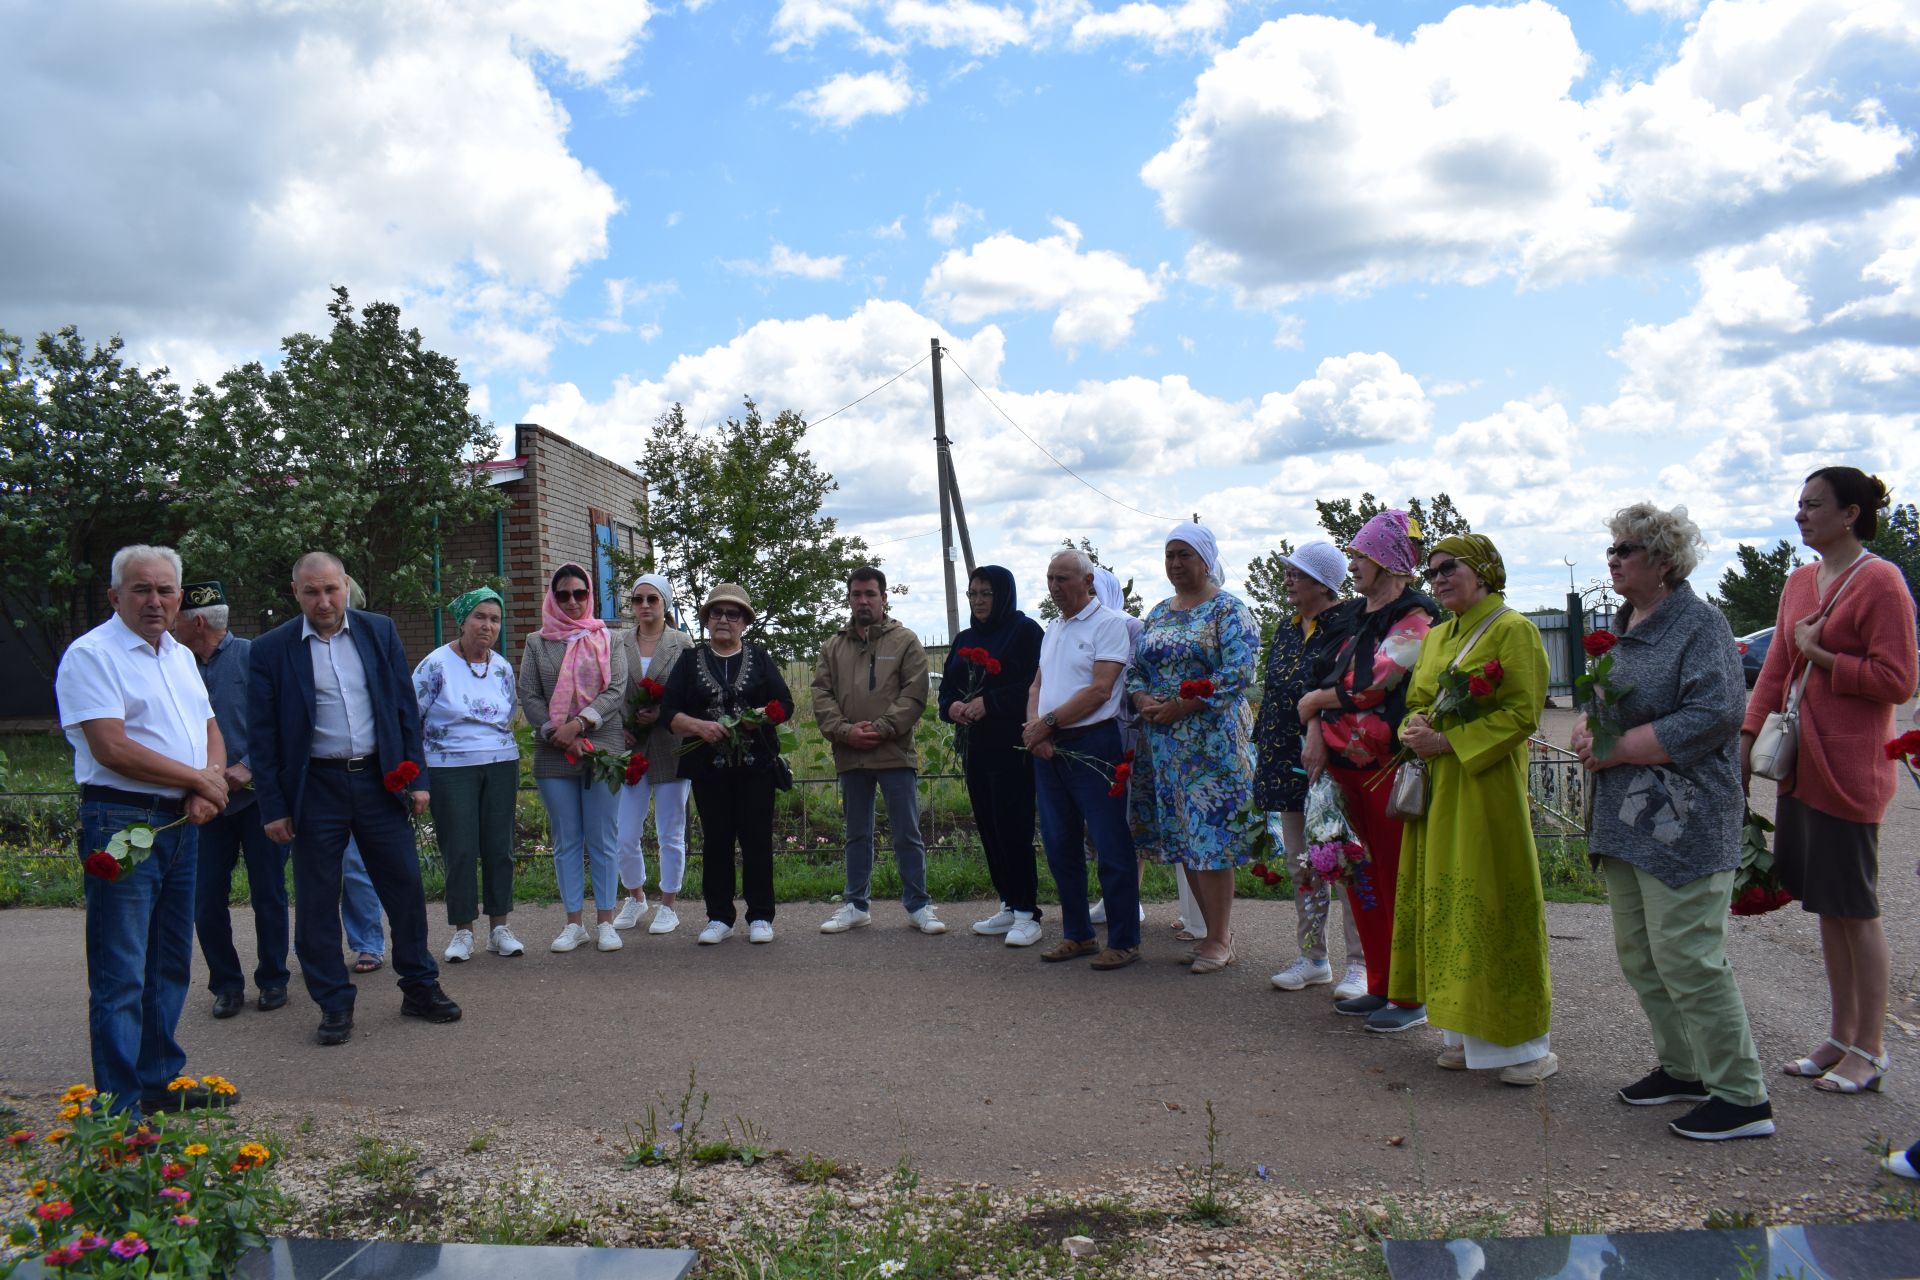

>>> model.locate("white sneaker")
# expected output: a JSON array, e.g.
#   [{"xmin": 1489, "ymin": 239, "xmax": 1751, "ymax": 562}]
[
  {"xmin": 612, "ymin": 894, "xmax": 647, "ymax": 930},
  {"xmin": 1271, "ymin": 956, "xmax": 1333, "ymax": 991},
  {"xmin": 1334, "ymin": 961, "xmax": 1368, "ymax": 1000},
  {"xmin": 550, "ymin": 923, "xmax": 590, "ymax": 953},
  {"xmin": 596, "ymin": 922, "xmax": 624, "ymax": 952},
  {"xmin": 487, "ymin": 924, "xmax": 525, "ymax": 957},
  {"xmin": 443, "ymin": 928, "xmax": 474, "ymax": 963},
  {"xmin": 973, "ymin": 906, "xmax": 1016, "ymax": 935},
  {"xmin": 1004, "ymin": 912, "xmax": 1042, "ymax": 947},
  {"xmin": 649, "ymin": 905, "xmax": 681, "ymax": 935},
  {"xmin": 1089, "ymin": 898, "xmax": 1108, "ymax": 925},
  {"xmin": 908, "ymin": 906, "xmax": 948, "ymax": 935},
  {"xmin": 820, "ymin": 903, "xmax": 871, "ymax": 933},
  {"xmin": 698, "ymin": 920, "xmax": 733, "ymax": 945},
  {"xmin": 748, "ymin": 920, "xmax": 774, "ymax": 944}
]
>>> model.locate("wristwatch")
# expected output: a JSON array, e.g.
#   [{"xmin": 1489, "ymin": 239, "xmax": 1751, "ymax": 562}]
[{"xmin": 1043, "ymin": 712, "xmax": 1058, "ymax": 729}]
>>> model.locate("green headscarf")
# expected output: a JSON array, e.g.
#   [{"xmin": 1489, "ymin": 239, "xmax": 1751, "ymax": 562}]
[
  {"xmin": 1430, "ymin": 534, "xmax": 1506, "ymax": 592},
  {"xmin": 448, "ymin": 586, "xmax": 505, "ymax": 627}
]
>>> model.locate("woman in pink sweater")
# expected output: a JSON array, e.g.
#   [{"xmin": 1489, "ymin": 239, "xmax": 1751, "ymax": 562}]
[{"xmin": 1743, "ymin": 467, "xmax": 1918, "ymax": 1095}]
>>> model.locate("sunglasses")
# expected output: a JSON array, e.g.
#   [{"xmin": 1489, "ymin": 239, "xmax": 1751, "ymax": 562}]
[
  {"xmin": 1605, "ymin": 543, "xmax": 1645, "ymax": 560},
  {"xmin": 708, "ymin": 607, "xmax": 746, "ymax": 622},
  {"xmin": 630, "ymin": 593, "xmax": 663, "ymax": 606},
  {"xmin": 1423, "ymin": 559, "xmax": 1465, "ymax": 582},
  {"xmin": 555, "ymin": 588, "xmax": 592, "ymax": 603}
]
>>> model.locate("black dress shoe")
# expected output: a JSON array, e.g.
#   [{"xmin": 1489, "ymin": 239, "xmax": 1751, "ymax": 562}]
[
  {"xmin": 315, "ymin": 1009, "xmax": 354, "ymax": 1046},
  {"xmin": 400, "ymin": 984, "xmax": 462, "ymax": 1024},
  {"xmin": 211, "ymin": 991, "xmax": 244, "ymax": 1019},
  {"xmin": 257, "ymin": 988, "xmax": 288, "ymax": 1012},
  {"xmin": 141, "ymin": 1084, "xmax": 240, "ymax": 1114}
]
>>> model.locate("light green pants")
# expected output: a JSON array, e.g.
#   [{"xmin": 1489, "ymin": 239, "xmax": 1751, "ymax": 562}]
[{"xmin": 1601, "ymin": 858, "xmax": 1768, "ymax": 1107}]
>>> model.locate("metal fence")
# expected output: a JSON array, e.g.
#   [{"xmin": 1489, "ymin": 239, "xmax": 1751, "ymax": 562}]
[
  {"xmin": 1527, "ymin": 735, "xmax": 1589, "ymax": 836},
  {"xmin": 1524, "ymin": 607, "xmax": 1615, "ymax": 700}
]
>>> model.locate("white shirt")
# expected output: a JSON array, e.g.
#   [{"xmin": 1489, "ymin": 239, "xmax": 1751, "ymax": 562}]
[
  {"xmin": 305, "ymin": 613, "xmax": 378, "ymax": 758},
  {"xmin": 1037, "ymin": 598, "xmax": 1135, "ymax": 727},
  {"xmin": 56, "ymin": 614, "xmax": 213, "ymax": 796},
  {"xmin": 412, "ymin": 644, "xmax": 520, "ymax": 768}
]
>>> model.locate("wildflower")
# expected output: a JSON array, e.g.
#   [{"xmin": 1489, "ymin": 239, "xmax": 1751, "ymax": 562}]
[
  {"xmin": 8, "ymin": 1128, "xmax": 36, "ymax": 1145},
  {"xmin": 651, "ymin": 1144, "xmax": 666, "ymax": 1160},
  {"xmin": 879, "ymin": 1261, "xmax": 907, "ymax": 1277},
  {"xmin": 184, "ymin": 1142, "xmax": 208, "ymax": 1157},
  {"xmin": 669, "ymin": 1122, "xmax": 683, "ymax": 1133},
  {"xmin": 77, "ymin": 1233, "xmax": 108, "ymax": 1252},
  {"xmin": 166, "ymin": 1075, "xmax": 200, "ymax": 1093},
  {"xmin": 58, "ymin": 1104, "xmax": 80, "ymax": 1120},
  {"xmin": 110, "ymin": 1233, "xmax": 150, "ymax": 1259},
  {"xmin": 61, "ymin": 1084, "xmax": 99, "ymax": 1104},
  {"xmin": 44, "ymin": 1243, "xmax": 85, "ymax": 1267},
  {"xmin": 1255, "ymin": 1164, "xmax": 1270, "ymax": 1180},
  {"xmin": 172, "ymin": 1214, "xmax": 200, "ymax": 1226},
  {"xmin": 36, "ymin": 1200, "xmax": 75, "ymax": 1220},
  {"xmin": 43, "ymin": 1128, "xmax": 72, "ymax": 1144}
]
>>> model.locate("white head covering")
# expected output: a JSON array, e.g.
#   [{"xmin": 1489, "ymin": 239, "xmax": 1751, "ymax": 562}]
[
  {"xmin": 1168, "ymin": 521, "xmax": 1224, "ymax": 587},
  {"xmin": 1092, "ymin": 567, "xmax": 1145, "ymax": 645},
  {"xmin": 630, "ymin": 573, "xmax": 677, "ymax": 625}
]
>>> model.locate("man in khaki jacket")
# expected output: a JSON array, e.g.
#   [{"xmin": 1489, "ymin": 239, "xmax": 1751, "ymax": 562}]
[{"xmin": 812, "ymin": 566, "xmax": 945, "ymax": 935}]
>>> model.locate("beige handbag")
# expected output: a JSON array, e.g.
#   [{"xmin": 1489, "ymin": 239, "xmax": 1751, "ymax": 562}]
[
  {"xmin": 1749, "ymin": 554, "xmax": 1875, "ymax": 782},
  {"xmin": 1383, "ymin": 606, "xmax": 1511, "ymax": 821}
]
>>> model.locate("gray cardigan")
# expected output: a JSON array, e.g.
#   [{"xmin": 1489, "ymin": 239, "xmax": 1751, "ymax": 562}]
[
  {"xmin": 620, "ymin": 626, "xmax": 692, "ymax": 785},
  {"xmin": 517, "ymin": 631, "xmax": 630, "ymax": 780},
  {"xmin": 1588, "ymin": 582, "xmax": 1747, "ymax": 887}
]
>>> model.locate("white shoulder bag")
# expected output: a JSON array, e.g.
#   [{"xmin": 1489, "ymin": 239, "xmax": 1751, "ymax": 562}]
[{"xmin": 1749, "ymin": 554, "xmax": 1875, "ymax": 782}]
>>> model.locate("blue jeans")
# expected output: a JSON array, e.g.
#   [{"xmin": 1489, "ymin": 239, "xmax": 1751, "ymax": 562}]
[
  {"xmin": 537, "ymin": 775, "xmax": 621, "ymax": 913},
  {"xmin": 292, "ymin": 767, "xmax": 438, "ymax": 1014},
  {"xmin": 80, "ymin": 799, "xmax": 198, "ymax": 1113},
  {"xmin": 840, "ymin": 768, "xmax": 929, "ymax": 912},
  {"xmin": 194, "ymin": 803, "xmax": 290, "ymax": 995},
  {"xmin": 1035, "ymin": 721, "xmax": 1140, "ymax": 950},
  {"xmin": 340, "ymin": 836, "xmax": 386, "ymax": 958}
]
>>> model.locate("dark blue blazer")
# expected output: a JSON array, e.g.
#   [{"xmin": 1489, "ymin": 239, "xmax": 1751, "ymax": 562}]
[{"xmin": 247, "ymin": 608, "xmax": 430, "ymax": 827}]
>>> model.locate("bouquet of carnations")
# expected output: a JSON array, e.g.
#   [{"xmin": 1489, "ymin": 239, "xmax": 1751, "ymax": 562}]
[
  {"xmin": 949, "ymin": 646, "xmax": 1002, "ymax": 757},
  {"xmin": 1729, "ymin": 807, "xmax": 1792, "ymax": 916}
]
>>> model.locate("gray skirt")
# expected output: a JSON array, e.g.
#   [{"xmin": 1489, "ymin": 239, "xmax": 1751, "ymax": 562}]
[{"xmin": 1774, "ymin": 794, "xmax": 1879, "ymax": 919}]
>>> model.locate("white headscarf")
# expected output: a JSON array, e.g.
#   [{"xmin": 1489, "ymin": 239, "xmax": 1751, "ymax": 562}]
[
  {"xmin": 630, "ymin": 573, "xmax": 678, "ymax": 626},
  {"xmin": 1092, "ymin": 567, "xmax": 1144, "ymax": 645},
  {"xmin": 1168, "ymin": 521, "xmax": 1224, "ymax": 587}
]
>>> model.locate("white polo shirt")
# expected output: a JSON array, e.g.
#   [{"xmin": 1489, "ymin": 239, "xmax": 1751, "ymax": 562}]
[
  {"xmin": 1036, "ymin": 598, "xmax": 1135, "ymax": 727},
  {"xmin": 56, "ymin": 613, "xmax": 213, "ymax": 796}
]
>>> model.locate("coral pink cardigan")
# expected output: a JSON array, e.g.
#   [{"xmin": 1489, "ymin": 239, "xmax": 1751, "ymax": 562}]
[{"xmin": 1743, "ymin": 556, "xmax": 1918, "ymax": 824}]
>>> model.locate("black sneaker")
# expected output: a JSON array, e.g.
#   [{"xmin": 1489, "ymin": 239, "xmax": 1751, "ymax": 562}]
[
  {"xmin": 1669, "ymin": 1097, "xmax": 1775, "ymax": 1141},
  {"xmin": 1618, "ymin": 1068, "xmax": 1711, "ymax": 1107},
  {"xmin": 1365, "ymin": 1003, "xmax": 1428, "ymax": 1034},
  {"xmin": 1334, "ymin": 993, "xmax": 1388, "ymax": 1017}
]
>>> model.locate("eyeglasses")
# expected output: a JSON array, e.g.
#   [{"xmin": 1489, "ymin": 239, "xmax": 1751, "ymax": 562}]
[
  {"xmin": 555, "ymin": 589, "xmax": 592, "ymax": 603},
  {"xmin": 1605, "ymin": 543, "xmax": 1645, "ymax": 560},
  {"xmin": 965, "ymin": 590, "xmax": 993, "ymax": 600},
  {"xmin": 708, "ymin": 607, "xmax": 746, "ymax": 622},
  {"xmin": 1423, "ymin": 559, "xmax": 1464, "ymax": 583}
]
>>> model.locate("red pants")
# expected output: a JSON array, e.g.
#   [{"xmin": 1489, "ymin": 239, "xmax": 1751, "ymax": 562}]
[{"xmin": 1333, "ymin": 766, "xmax": 1411, "ymax": 1004}]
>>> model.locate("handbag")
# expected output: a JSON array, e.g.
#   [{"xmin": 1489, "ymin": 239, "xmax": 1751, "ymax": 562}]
[
  {"xmin": 1749, "ymin": 554, "xmax": 1876, "ymax": 782},
  {"xmin": 1382, "ymin": 605, "xmax": 1511, "ymax": 821}
]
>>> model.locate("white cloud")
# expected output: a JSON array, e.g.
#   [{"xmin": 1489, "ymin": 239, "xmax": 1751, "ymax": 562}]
[
  {"xmin": 1141, "ymin": 0, "xmax": 1919, "ymax": 302},
  {"xmin": 1244, "ymin": 352, "xmax": 1431, "ymax": 457},
  {"xmin": 787, "ymin": 66, "xmax": 919, "ymax": 126},
  {"xmin": 1071, "ymin": 0, "xmax": 1231, "ymax": 52},
  {"xmin": 723, "ymin": 243, "xmax": 849, "ymax": 279},
  {"xmin": 1623, "ymin": 0, "xmax": 1701, "ymax": 15},
  {"xmin": 928, "ymin": 201, "xmax": 983, "ymax": 243},
  {"xmin": 921, "ymin": 218, "xmax": 1169, "ymax": 348},
  {"xmin": 888, "ymin": 0, "xmax": 1029, "ymax": 53},
  {"xmin": 874, "ymin": 216, "xmax": 907, "ymax": 239}
]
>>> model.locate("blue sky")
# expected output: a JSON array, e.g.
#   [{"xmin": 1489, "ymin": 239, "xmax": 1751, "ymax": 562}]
[{"xmin": 5, "ymin": 0, "xmax": 1917, "ymax": 636}]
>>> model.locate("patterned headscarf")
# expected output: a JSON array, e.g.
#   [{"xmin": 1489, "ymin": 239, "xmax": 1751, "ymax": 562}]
[
  {"xmin": 1429, "ymin": 534, "xmax": 1506, "ymax": 592},
  {"xmin": 1168, "ymin": 521, "xmax": 1225, "ymax": 587},
  {"xmin": 539, "ymin": 563, "xmax": 611, "ymax": 730},
  {"xmin": 1347, "ymin": 510, "xmax": 1422, "ymax": 577},
  {"xmin": 448, "ymin": 586, "xmax": 503, "ymax": 628}
]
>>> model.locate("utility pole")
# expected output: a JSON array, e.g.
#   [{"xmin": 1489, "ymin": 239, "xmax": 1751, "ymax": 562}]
[{"xmin": 930, "ymin": 338, "xmax": 961, "ymax": 640}]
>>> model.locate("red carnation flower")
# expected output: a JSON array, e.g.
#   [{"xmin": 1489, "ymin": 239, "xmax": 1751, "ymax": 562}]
[
  {"xmin": 986, "ymin": 658, "xmax": 1002, "ymax": 675},
  {"xmin": 1250, "ymin": 861, "xmax": 1268, "ymax": 878},
  {"xmin": 1263, "ymin": 870, "xmax": 1283, "ymax": 887},
  {"xmin": 642, "ymin": 678, "xmax": 667, "ymax": 699},
  {"xmin": 765, "ymin": 700, "xmax": 788, "ymax": 725},
  {"xmin": 1106, "ymin": 782, "xmax": 1125, "ymax": 797},
  {"xmin": 83, "ymin": 851, "xmax": 122, "ymax": 882},
  {"xmin": 1113, "ymin": 763, "xmax": 1132, "ymax": 785},
  {"xmin": 1582, "ymin": 630, "xmax": 1618, "ymax": 657},
  {"xmin": 1467, "ymin": 675, "xmax": 1494, "ymax": 698},
  {"xmin": 1482, "ymin": 659, "xmax": 1505, "ymax": 681},
  {"xmin": 1884, "ymin": 730, "xmax": 1920, "ymax": 761},
  {"xmin": 624, "ymin": 754, "xmax": 650, "ymax": 786},
  {"xmin": 1178, "ymin": 679, "xmax": 1215, "ymax": 700}
]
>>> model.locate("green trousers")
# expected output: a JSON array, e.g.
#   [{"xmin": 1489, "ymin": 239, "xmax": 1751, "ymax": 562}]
[
  {"xmin": 428, "ymin": 759, "xmax": 519, "ymax": 927},
  {"xmin": 1601, "ymin": 857, "xmax": 1767, "ymax": 1107}
]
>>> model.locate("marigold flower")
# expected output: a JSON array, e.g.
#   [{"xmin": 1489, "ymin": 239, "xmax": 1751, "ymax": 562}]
[
  {"xmin": 43, "ymin": 1128, "xmax": 72, "ymax": 1144},
  {"xmin": 58, "ymin": 1104, "xmax": 80, "ymax": 1120},
  {"xmin": 184, "ymin": 1143, "xmax": 208, "ymax": 1157},
  {"xmin": 36, "ymin": 1200, "xmax": 75, "ymax": 1220},
  {"xmin": 166, "ymin": 1075, "xmax": 199, "ymax": 1092},
  {"xmin": 238, "ymin": 1141, "xmax": 271, "ymax": 1162},
  {"xmin": 28, "ymin": 1178, "xmax": 50, "ymax": 1196},
  {"xmin": 61, "ymin": 1084, "xmax": 98, "ymax": 1104},
  {"xmin": 209, "ymin": 1079, "xmax": 237, "ymax": 1096}
]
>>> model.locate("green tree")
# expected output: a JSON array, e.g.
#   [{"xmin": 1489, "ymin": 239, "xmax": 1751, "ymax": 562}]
[
  {"xmin": 1035, "ymin": 537, "xmax": 1143, "ymax": 621},
  {"xmin": 0, "ymin": 327, "xmax": 189, "ymax": 674},
  {"xmin": 1314, "ymin": 491, "xmax": 1472, "ymax": 547},
  {"xmin": 620, "ymin": 398, "xmax": 874, "ymax": 662},
  {"xmin": 1711, "ymin": 539, "xmax": 1800, "ymax": 635},
  {"xmin": 177, "ymin": 288, "xmax": 504, "ymax": 626},
  {"xmin": 1867, "ymin": 502, "xmax": 1920, "ymax": 611},
  {"xmin": 1242, "ymin": 542, "xmax": 1296, "ymax": 635}
]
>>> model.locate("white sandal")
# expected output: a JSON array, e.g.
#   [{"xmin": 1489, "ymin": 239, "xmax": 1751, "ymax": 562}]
[
  {"xmin": 1783, "ymin": 1036, "xmax": 1847, "ymax": 1077},
  {"xmin": 1813, "ymin": 1044, "xmax": 1889, "ymax": 1095}
]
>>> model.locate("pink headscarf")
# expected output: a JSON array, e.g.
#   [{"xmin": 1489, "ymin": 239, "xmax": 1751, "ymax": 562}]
[
  {"xmin": 1347, "ymin": 509, "xmax": 1422, "ymax": 577},
  {"xmin": 540, "ymin": 564, "xmax": 611, "ymax": 731}
]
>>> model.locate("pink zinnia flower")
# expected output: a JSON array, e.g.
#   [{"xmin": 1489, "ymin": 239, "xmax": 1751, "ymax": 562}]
[{"xmin": 110, "ymin": 1235, "xmax": 150, "ymax": 1259}]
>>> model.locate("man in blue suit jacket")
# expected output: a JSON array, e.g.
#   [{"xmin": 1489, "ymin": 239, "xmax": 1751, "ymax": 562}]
[{"xmin": 249, "ymin": 552, "xmax": 461, "ymax": 1045}]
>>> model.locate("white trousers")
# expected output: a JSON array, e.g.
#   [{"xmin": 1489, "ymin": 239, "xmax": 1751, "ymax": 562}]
[
  {"xmin": 615, "ymin": 777, "xmax": 691, "ymax": 895},
  {"xmin": 1439, "ymin": 1027, "xmax": 1553, "ymax": 1070}
]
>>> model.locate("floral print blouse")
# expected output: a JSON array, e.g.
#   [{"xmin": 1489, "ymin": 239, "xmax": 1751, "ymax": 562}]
[{"xmin": 412, "ymin": 645, "xmax": 521, "ymax": 769}]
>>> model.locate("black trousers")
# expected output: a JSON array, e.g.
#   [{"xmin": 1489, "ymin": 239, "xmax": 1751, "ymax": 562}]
[
  {"xmin": 965, "ymin": 741, "xmax": 1040, "ymax": 918},
  {"xmin": 693, "ymin": 770, "xmax": 776, "ymax": 926}
]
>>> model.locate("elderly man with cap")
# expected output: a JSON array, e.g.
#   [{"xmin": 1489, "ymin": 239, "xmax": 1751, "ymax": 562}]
[
  {"xmin": 1250, "ymin": 542, "xmax": 1366, "ymax": 996},
  {"xmin": 56, "ymin": 545, "xmax": 230, "ymax": 1115},
  {"xmin": 172, "ymin": 579, "xmax": 291, "ymax": 1019},
  {"xmin": 412, "ymin": 585, "xmax": 524, "ymax": 963},
  {"xmin": 613, "ymin": 573, "xmax": 695, "ymax": 935}
]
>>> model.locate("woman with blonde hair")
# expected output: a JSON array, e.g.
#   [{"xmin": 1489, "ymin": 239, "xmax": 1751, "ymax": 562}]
[{"xmin": 612, "ymin": 574, "xmax": 694, "ymax": 935}]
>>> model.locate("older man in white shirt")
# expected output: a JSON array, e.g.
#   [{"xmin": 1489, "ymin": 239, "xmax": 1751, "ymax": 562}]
[{"xmin": 55, "ymin": 545, "xmax": 231, "ymax": 1117}]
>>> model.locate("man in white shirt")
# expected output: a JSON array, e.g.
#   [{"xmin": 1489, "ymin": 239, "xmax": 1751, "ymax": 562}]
[
  {"xmin": 55, "ymin": 545, "xmax": 230, "ymax": 1116},
  {"xmin": 1024, "ymin": 548, "xmax": 1143, "ymax": 968}
]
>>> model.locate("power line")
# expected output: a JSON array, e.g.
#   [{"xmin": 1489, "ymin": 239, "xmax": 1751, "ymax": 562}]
[
  {"xmin": 807, "ymin": 350, "xmax": 932, "ymax": 429},
  {"xmin": 864, "ymin": 526, "xmax": 943, "ymax": 548},
  {"xmin": 938, "ymin": 348, "xmax": 1181, "ymax": 524}
]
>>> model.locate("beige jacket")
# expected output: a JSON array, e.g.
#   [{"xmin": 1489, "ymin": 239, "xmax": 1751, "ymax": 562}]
[
  {"xmin": 517, "ymin": 632, "xmax": 630, "ymax": 780},
  {"xmin": 811, "ymin": 615, "xmax": 929, "ymax": 772},
  {"xmin": 619, "ymin": 626, "xmax": 692, "ymax": 785}
]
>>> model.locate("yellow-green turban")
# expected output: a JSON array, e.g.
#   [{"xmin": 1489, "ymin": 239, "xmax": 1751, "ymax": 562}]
[{"xmin": 1430, "ymin": 534, "xmax": 1506, "ymax": 592}]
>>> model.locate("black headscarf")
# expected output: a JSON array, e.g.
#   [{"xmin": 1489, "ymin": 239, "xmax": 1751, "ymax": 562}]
[{"xmin": 959, "ymin": 564, "xmax": 1024, "ymax": 652}]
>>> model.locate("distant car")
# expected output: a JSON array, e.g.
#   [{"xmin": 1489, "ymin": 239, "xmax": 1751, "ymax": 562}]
[{"xmin": 1736, "ymin": 627, "xmax": 1774, "ymax": 688}]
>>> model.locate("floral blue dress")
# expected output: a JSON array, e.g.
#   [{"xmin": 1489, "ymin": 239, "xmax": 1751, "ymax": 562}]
[{"xmin": 1125, "ymin": 591, "xmax": 1262, "ymax": 871}]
